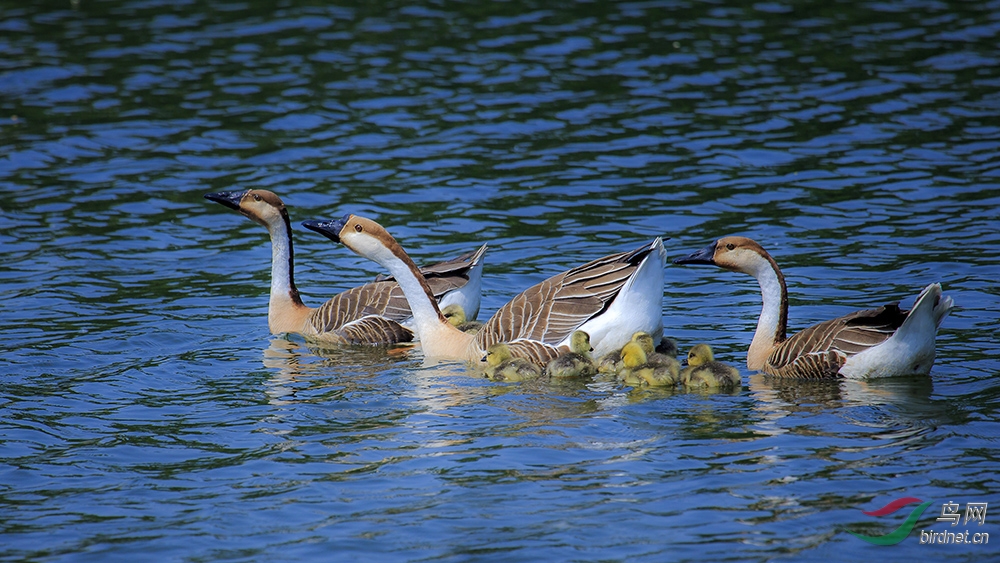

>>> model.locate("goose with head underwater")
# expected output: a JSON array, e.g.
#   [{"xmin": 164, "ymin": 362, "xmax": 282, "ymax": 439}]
[
  {"xmin": 673, "ymin": 236, "xmax": 953, "ymax": 379},
  {"xmin": 205, "ymin": 189, "xmax": 486, "ymax": 345},
  {"xmin": 302, "ymin": 214, "xmax": 666, "ymax": 366}
]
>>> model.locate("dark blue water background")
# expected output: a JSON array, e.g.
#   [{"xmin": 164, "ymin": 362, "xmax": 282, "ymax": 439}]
[{"xmin": 2, "ymin": 1, "xmax": 998, "ymax": 561}]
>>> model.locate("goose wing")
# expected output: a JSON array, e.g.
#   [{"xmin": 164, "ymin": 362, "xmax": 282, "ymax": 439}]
[
  {"xmin": 308, "ymin": 281, "xmax": 414, "ymax": 334},
  {"xmin": 505, "ymin": 339, "xmax": 568, "ymax": 367},
  {"xmin": 331, "ymin": 315, "xmax": 414, "ymax": 346},
  {"xmin": 474, "ymin": 241, "xmax": 657, "ymax": 351},
  {"xmin": 764, "ymin": 304, "xmax": 908, "ymax": 378}
]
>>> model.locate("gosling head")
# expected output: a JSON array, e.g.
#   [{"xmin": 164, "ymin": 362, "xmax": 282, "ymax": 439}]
[
  {"xmin": 620, "ymin": 341, "xmax": 648, "ymax": 369},
  {"xmin": 570, "ymin": 331, "xmax": 593, "ymax": 357},
  {"xmin": 483, "ymin": 343, "xmax": 515, "ymax": 367},
  {"xmin": 441, "ymin": 304, "xmax": 468, "ymax": 327},
  {"xmin": 686, "ymin": 343, "xmax": 715, "ymax": 367},
  {"xmin": 205, "ymin": 189, "xmax": 287, "ymax": 228}
]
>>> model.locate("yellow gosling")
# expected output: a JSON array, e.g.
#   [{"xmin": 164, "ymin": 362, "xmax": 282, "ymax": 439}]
[
  {"xmin": 619, "ymin": 341, "xmax": 679, "ymax": 387},
  {"xmin": 545, "ymin": 331, "xmax": 597, "ymax": 380},
  {"xmin": 680, "ymin": 344, "xmax": 741, "ymax": 389},
  {"xmin": 441, "ymin": 303, "xmax": 484, "ymax": 334},
  {"xmin": 631, "ymin": 331, "xmax": 681, "ymax": 373},
  {"xmin": 483, "ymin": 342, "xmax": 542, "ymax": 382}
]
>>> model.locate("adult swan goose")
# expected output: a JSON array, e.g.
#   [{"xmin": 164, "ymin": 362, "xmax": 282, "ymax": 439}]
[
  {"xmin": 302, "ymin": 214, "xmax": 666, "ymax": 365},
  {"xmin": 673, "ymin": 236, "xmax": 953, "ymax": 379},
  {"xmin": 205, "ymin": 189, "xmax": 486, "ymax": 345}
]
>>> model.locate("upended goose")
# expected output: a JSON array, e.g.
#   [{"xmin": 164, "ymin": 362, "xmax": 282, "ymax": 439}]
[
  {"xmin": 205, "ymin": 189, "xmax": 486, "ymax": 345},
  {"xmin": 674, "ymin": 236, "xmax": 953, "ymax": 379},
  {"xmin": 302, "ymin": 214, "xmax": 666, "ymax": 365}
]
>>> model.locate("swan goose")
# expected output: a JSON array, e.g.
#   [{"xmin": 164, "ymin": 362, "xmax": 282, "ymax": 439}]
[
  {"xmin": 679, "ymin": 344, "xmax": 741, "ymax": 389},
  {"xmin": 673, "ymin": 236, "xmax": 953, "ymax": 379},
  {"xmin": 204, "ymin": 189, "xmax": 486, "ymax": 345},
  {"xmin": 301, "ymin": 214, "xmax": 666, "ymax": 365}
]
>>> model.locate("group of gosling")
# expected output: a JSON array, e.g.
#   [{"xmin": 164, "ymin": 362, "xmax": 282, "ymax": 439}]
[{"xmin": 206, "ymin": 189, "xmax": 954, "ymax": 385}]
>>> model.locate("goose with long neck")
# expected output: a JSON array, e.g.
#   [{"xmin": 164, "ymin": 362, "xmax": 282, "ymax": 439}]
[
  {"xmin": 204, "ymin": 189, "xmax": 486, "ymax": 345},
  {"xmin": 674, "ymin": 236, "xmax": 953, "ymax": 378},
  {"xmin": 302, "ymin": 214, "xmax": 667, "ymax": 365}
]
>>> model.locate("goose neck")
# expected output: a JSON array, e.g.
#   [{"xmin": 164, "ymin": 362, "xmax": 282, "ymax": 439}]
[
  {"xmin": 368, "ymin": 240, "xmax": 472, "ymax": 356},
  {"xmin": 267, "ymin": 209, "xmax": 305, "ymax": 322},
  {"xmin": 746, "ymin": 253, "xmax": 788, "ymax": 370}
]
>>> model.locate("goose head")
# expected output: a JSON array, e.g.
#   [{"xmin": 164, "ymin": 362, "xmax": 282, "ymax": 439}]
[
  {"xmin": 673, "ymin": 236, "xmax": 776, "ymax": 278},
  {"xmin": 205, "ymin": 189, "xmax": 287, "ymax": 229},
  {"xmin": 570, "ymin": 330, "xmax": 593, "ymax": 357},
  {"xmin": 686, "ymin": 343, "xmax": 715, "ymax": 367},
  {"xmin": 302, "ymin": 214, "xmax": 409, "ymax": 270}
]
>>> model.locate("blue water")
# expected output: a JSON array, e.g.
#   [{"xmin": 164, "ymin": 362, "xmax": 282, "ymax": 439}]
[{"xmin": 2, "ymin": 0, "xmax": 998, "ymax": 561}]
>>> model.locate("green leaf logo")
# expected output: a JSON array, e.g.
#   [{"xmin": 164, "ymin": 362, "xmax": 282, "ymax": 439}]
[{"xmin": 849, "ymin": 497, "xmax": 934, "ymax": 545}]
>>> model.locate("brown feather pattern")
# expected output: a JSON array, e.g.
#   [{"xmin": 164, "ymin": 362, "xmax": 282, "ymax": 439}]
[
  {"xmin": 472, "ymin": 243, "xmax": 655, "ymax": 364},
  {"xmin": 332, "ymin": 315, "xmax": 415, "ymax": 345},
  {"xmin": 764, "ymin": 304, "xmax": 909, "ymax": 378}
]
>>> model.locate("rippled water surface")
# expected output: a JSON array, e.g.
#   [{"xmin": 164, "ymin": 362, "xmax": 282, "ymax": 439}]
[{"xmin": 2, "ymin": 0, "xmax": 999, "ymax": 561}]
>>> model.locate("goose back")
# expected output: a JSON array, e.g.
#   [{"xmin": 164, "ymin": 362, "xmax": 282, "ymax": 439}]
[
  {"xmin": 472, "ymin": 240, "xmax": 663, "ymax": 359},
  {"xmin": 764, "ymin": 304, "xmax": 907, "ymax": 378}
]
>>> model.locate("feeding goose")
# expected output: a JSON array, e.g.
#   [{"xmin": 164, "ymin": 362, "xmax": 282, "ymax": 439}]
[
  {"xmin": 545, "ymin": 330, "xmax": 597, "ymax": 380},
  {"xmin": 674, "ymin": 236, "xmax": 953, "ymax": 379},
  {"xmin": 679, "ymin": 344, "xmax": 741, "ymax": 389},
  {"xmin": 301, "ymin": 214, "xmax": 666, "ymax": 366},
  {"xmin": 204, "ymin": 189, "xmax": 486, "ymax": 345}
]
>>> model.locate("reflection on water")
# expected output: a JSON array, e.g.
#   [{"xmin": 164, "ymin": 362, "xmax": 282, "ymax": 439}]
[{"xmin": 2, "ymin": 0, "xmax": 999, "ymax": 560}]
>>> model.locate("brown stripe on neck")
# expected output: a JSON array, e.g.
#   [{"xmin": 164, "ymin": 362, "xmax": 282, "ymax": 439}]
[
  {"xmin": 280, "ymin": 206, "xmax": 304, "ymax": 307},
  {"xmin": 382, "ymin": 233, "xmax": 447, "ymax": 323},
  {"xmin": 764, "ymin": 250, "xmax": 788, "ymax": 345}
]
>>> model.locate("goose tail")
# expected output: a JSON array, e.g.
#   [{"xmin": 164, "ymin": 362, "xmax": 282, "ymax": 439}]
[{"xmin": 901, "ymin": 283, "xmax": 953, "ymax": 335}]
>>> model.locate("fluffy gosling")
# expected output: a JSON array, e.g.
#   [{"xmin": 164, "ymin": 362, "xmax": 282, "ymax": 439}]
[{"xmin": 679, "ymin": 343, "xmax": 741, "ymax": 389}]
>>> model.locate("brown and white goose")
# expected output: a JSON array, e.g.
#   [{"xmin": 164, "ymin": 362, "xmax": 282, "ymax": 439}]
[
  {"xmin": 204, "ymin": 189, "xmax": 486, "ymax": 345},
  {"xmin": 302, "ymin": 214, "xmax": 666, "ymax": 365},
  {"xmin": 674, "ymin": 236, "xmax": 953, "ymax": 379}
]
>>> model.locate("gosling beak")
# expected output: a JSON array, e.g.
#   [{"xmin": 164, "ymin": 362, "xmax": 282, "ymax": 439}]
[
  {"xmin": 480, "ymin": 355, "xmax": 487, "ymax": 362},
  {"xmin": 673, "ymin": 241, "xmax": 718, "ymax": 265},
  {"xmin": 302, "ymin": 214, "xmax": 351, "ymax": 243},
  {"xmin": 204, "ymin": 190, "xmax": 247, "ymax": 211}
]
